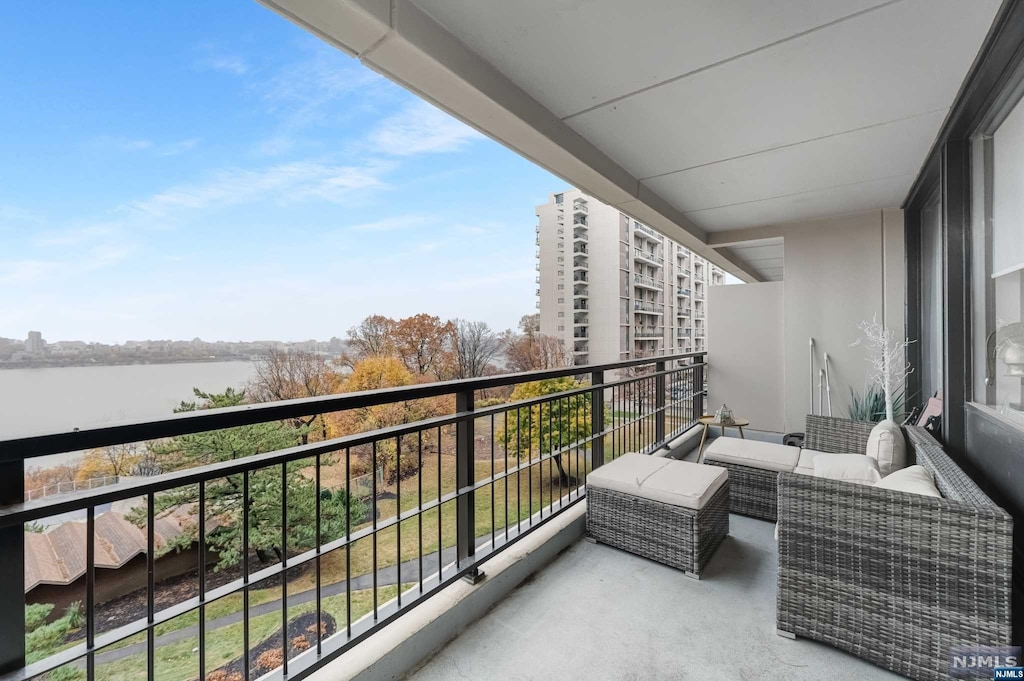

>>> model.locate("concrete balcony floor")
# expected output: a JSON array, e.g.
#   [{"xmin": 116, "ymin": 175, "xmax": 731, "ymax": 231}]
[{"xmin": 410, "ymin": 513, "xmax": 902, "ymax": 681}]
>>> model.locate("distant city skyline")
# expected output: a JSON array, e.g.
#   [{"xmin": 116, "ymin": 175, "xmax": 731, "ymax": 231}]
[{"xmin": 0, "ymin": 3, "xmax": 560, "ymax": 344}]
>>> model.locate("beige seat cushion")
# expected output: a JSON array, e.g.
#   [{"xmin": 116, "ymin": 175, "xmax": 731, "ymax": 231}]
[
  {"xmin": 587, "ymin": 453, "xmax": 727, "ymax": 510},
  {"xmin": 875, "ymin": 465, "xmax": 942, "ymax": 498},
  {"xmin": 794, "ymin": 448, "xmax": 817, "ymax": 476},
  {"xmin": 865, "ymin": 419, "xmax": 907, "ymax": 476},
  {"xmin": 813, "ymin": 453, "xmax": 881, "ymax": 486},
  {"xmin": 703, "ymin": 437, "xmax": 799, "ymax": 473}
]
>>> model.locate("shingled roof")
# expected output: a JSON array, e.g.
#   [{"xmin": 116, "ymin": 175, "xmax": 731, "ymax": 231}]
[{"xmin": 24, "ymin": 504, "xmax": 207, "ymax": 592}]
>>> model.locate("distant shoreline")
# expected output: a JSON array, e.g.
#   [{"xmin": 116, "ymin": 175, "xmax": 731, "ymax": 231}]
[{"xmin": 0, "ymin": 357, "xmax": 253, "ymax": 370}]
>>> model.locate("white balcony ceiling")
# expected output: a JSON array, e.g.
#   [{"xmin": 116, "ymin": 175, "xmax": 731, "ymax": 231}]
[
  {"xmin": 263, "ymin": 0, "xmax": 1001, "ymax": 279},
  {"xmin": 410, "ymin": 0, "xmax": 995, "ymax": 232}
]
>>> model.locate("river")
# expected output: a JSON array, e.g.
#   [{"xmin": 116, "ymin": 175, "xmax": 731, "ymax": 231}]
[{"xmin": 0, "ymin": 361, "xmax": 256, "ymax": 468}]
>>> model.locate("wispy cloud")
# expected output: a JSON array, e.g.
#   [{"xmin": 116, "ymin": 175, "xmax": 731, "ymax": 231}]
[
  {"xmin": 88, "ymin": 136, "xmax": 200, "ymax": 156},
  {"xmin": 195, "ymin": 50, "xmax": 249, "ymax": 76},
  {"xmin": 125, "ymin": 160, "xmax": 392, "ymax": 221},
  {"xmin": 368, "ymin": 100, "xmax": 483, "ymax": 156},
  {"xmin": 348, "ymin": 215, "xmax": 433, "ymax": 232},
  {"xmin": 261, "ymin": 51, "xmax": 386, "ymax": 130}
]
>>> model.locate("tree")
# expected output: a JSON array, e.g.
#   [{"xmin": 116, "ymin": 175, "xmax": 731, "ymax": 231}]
[
  {"xmin": 343, "ymin": 315, "xmax": 396, "ymax": 366},
  {"xmin": 391, "ymin": 314, "xmax": 456, "ymax": 378},
  {"xmin": 450, "ymin": 319, "xmax": 504, "ymax": 379},
  {"xmin": 326, "ymin": 357, "xmax": 442, "ymax": 483},
  {"xmin": 504, "ymin": 330, "xmax": 571, "ymax": 373},
  {"xmin": 76, "ymin": 443, "xmax": 145, "ymax": 481},
  {"xmin": 248, "ymin": 350, "xmax": 341, "ymax": 443},
  {"xmin": 140, "ymin": 388, "xmax": 364, "ymax": 569},
  {"xmin": 26, "ymin": 601, "xmax": 84, "ymax": 677},
  {"xmin": 498, "ymin": 377, "xmax": 591, "ymax": 486},
  {"xmin": 851, "ymin": 316, "xmax": 914, "ymax": 422}
]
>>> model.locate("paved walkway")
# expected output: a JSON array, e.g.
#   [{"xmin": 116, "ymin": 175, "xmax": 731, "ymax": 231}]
[{"xmin": 95, "ymin": 539, "xmax": 486, "ymax": 664}]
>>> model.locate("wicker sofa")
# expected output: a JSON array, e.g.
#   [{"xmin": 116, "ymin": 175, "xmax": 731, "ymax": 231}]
[{"xmin": 776, "ymin": 415, "xmax": 1014, "ymax": 681}]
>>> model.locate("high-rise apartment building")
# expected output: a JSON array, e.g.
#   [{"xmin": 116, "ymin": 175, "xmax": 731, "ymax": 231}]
[
  {"xmin": 25, "ymin": 330, "xmax": 45, "ymax": 354},
  {"xmin": 536, "ymin": 189, "xmax": 724, "ymax": 365}
]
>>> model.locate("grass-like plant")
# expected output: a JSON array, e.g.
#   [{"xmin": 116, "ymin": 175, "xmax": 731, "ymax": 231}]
[{"xmin": 847, "ymin": 384, "xmax": 905, "ymax": 423}]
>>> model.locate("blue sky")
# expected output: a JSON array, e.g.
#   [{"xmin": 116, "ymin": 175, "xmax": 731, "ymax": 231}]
[{"xmin": 0, "ymin": 3, "xmax": 563, "ymax": 344}]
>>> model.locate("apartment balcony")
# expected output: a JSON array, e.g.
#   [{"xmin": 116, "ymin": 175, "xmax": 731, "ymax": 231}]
[
  {"xmin": 573, "ymin": 260, "xmax": 588, "ymax": 270},
  {"xmin": 573, "ymin": 315, "xmax": 588, "ymax": 325},
  {"xmin": 632, "ymin": 326, "xmax": 664, "ymax": 338},
  {"xmin": 633, "ymin": 248, "xmax": 664, "ymax": 266},
  {"xmin": 632, "ymin": 274, "xmax": 663, "ymax": 290},
  {"xmin": 633, "ymin": 223, "xmax": 662, "ymax": 242},
  {"xmin": 573, "ymin": 328, "xmax": 588, "ymax": 338},
  {"xmin": 573, "ymin": 216, "xmax": 588, "ymax": 226},
  {"xmin": 573, "ymin": 286, "xmax": 588, "ymax": 297},
  {"xmin": 573, "ymin": 272, "xmax": 588, "ymax": 282},
  {"xmin": 573, "ymin": 300, "xmax": 587, "ymax": 310},
  {"xmin": 573, "ymin": 231, "xmax": 588, "ymax": 242},
  {"xmin": 633, "ymin": 301, "xmax": 664, "ymax": 314},
  {"xmin": 677, "ymin": 328, "xmax": 691, "ymax": 337},
  {"xmin": 573, "ymin": 244, "xmax": 588, "ymax": 255},
  {"xmin": 677, "ymin": 287, "xmax": 691, "ymax": 297},
  {"xmin": 572, "ymin": 201, "xmax": 588, "ymax": 213}
]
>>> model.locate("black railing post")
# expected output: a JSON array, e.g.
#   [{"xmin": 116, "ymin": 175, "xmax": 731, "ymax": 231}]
[
  {"xmin": 590, "ymin": 370, "xmax": 605, "ymax": 470},
  {"xmin": 456, "ymin": 389, "xmax": 483, "ymax": 583},
  {"xmin": 692, "ymin": 355, "xmax": 705, "ymax": 422},
  {"xmin": 0, "ymin": 458, "xmax": 25, "ymax": 674},
  {"xmin": 655, "ymin": 360, "xmax": 666, "ymax": 444}
]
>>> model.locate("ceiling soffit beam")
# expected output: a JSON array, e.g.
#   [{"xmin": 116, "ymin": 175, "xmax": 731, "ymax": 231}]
[{"xmin": 257, "ymin": 0, "xmax": 761, "ymax": 283}]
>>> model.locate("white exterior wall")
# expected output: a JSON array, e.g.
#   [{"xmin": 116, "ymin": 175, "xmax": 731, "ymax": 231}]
[
  {"xmin": 707, "ymin": 209, "xmax": 906, "ymax": 433},
  {"xmin": 538, "ymin": 190, "xmax": 724, "ymax": 365}
]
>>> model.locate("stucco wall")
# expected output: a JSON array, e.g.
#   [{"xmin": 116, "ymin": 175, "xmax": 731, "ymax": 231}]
[
  {"xmin": 708, "ymin": 282, "xmax": 785, "ymax": 431},
  {"xmin": 708, "ymin": 209, "xmax": 906, "ymax": 433}
]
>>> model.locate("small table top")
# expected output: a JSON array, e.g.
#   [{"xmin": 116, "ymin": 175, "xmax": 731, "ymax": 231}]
[{"xmin": 698, "ymin": 415, "xmax": 750, "ymax": 427}]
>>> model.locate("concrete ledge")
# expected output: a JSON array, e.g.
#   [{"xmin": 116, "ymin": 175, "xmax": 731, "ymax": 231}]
[{"xmin": 307, "ymin": 502, "xmax": 587, "ymax": 681}]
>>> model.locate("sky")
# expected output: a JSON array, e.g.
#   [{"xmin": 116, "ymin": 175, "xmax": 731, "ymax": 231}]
[{"xmin": 0, "ymin": 3, "xmax": 564, "ymax": 344}]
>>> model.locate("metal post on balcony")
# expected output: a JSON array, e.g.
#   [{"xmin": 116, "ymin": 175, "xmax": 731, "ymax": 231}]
[
  {"xmin": 692, "ymin": 355, "xmax": 705, "ymax": 423},
  {"xmin": 655, "ymin": 360, "xmax": 666, "ymax": 444},
  {"xmin": 0, "ymin": 459, "xmax": 25, "ymax": 674},
  {"xmin": 590, "ymin": 370, "xmax": 605, "ymax": 470},
  {"xmin": 456, "ymin": 388, "xmax": 483, "ymax": 584}
]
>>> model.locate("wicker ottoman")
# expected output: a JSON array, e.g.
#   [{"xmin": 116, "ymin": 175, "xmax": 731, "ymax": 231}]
[
  {"xmin": 586, "ymin": 454, "xmax": 729, "ymax": 579},
  {"xmin": 703, "ymin": 438, "xmax": 799, "ymax": 521}
]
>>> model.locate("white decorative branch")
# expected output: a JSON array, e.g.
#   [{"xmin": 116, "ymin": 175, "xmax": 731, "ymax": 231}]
[{"xmin": 851, "ymin": 316, "xmax": 915, "ymax": 421}]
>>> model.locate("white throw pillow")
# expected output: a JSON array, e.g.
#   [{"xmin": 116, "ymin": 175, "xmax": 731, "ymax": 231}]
[
  {"xmin": 865, "ymin": 419, "xmax": 906, "ymax": 476},
  {"xmin": 813, "ymin": 453, "xmax": 881, "ymax": 486},
  {"xmin": 874, "ymin": 465, "xmax": 942, "ymax": 498}
]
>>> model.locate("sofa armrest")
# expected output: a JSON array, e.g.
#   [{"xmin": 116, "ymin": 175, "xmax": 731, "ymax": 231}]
[{"xmin": 777, "ymin": 472, "xmax": 1013, "ymax": 678}]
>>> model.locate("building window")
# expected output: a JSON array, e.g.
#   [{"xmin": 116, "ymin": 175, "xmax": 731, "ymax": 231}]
[
  {"xmin": 971, "ymin": 95, "xmax": 1024, "ymax": 427},
  {"xmin": 558, "ymin": 297, "xmax": 564, "ymax": 303},
  {"xmin": 554, "ymin": 193, "xmax": 563, "ymax": 204},
  {"xmin": 557, "ymin": 284, "xmax": 564, "ymax": 290},
  {"xmin": 558, "ymin": 325, "xmax": 564, "ymax": 331},
  {"xmin": 558, "ymin": 311, "xmax": 564, "ymax": 317}
]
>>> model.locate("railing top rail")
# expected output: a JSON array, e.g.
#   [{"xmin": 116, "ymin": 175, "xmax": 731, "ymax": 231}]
[
  {"xmin": 0, "ymin": 352, "xmax": 705, "ymax": 461},
  {"xmin": 0, "ymin": 359, "xmax": 707, "ymax": 527}
]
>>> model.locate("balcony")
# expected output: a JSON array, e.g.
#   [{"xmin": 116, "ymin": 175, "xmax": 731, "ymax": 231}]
[
  {"xmin": 632, "ymin": 274, "xmax": 663, "ymax": 290},
  {"xmin": 677, "ymin": 287, "xmax": 691, "ymax": 297},
  {"xmin": 632, "ymin": 326, "xmax": 663, "ymax": 338},
  {"xmin": 573, "ymin": 328, "xmax": 588, "ymax": 338},
  {"xmin": 573, "ymin": 260, "xmax": 588, "ymax": 270},
  {"xmin": 573, "ymin": 286, "xmax": 588, "ymax": 297},
  {"xmin": 573, "ymin": 300, "xmax": 587, "ymax": 310},
  {"xmin": 573, "ymin": 244, "xmax": 588, "ymax": 255},
  {"xmin": 633, "ymin": 301, "xmax": 664, "ymax": 314},
  {"xmin": 1, "ymin": 354, "xmax": 709, "ymax": 681},
  {"xmin": 633, "ymin": 248, "xmax": 663, "ymax": 266},
  {"xmin": 573, "ymin": 272, "xmax": 588, "ymax": 282},
  {"xmin": 573, "ymin": 231, "xmax": 588, "ymax": 242},
  {"xmin": 634, "ymin": 223, "xmax": 662, "ymax": 241},
  {"xmin": 573, "ymin": 315, "xmax": 588, "ymax": 325}
]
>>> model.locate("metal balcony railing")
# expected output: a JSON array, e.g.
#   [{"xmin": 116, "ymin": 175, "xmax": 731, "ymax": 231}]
[
  {"xmin": 0, "ymin": 353, "xmax": 708, "ymax": 681},
  {"xmin": 633, "ymin": 248, "xmax": 663, "ymax": 266},
  {"xmin": 573, "ymin": 273, "xmax": 588, "ymax": 282},
  {"xmin": 632, "ymin": 274, "xmax": 663, "ymax": 289},
  {"xmin": 573, "ymin": 232, "xmax": 588, "ymax": 242},
  {"xmin": 633, "ymin": 302, "xmax": 664, "ymax": 314},
  {"xmin": 633, "ymin": 327, "xmax": 664, "ymax": 338},
  {"xmin": 634, "ymin": 223, "xmax": 661, "ymax": 241},
  {"xmin": 574, "ymin": 244, "xmax": 588, "ymax": 255},
  {"xmin": 677, "ymin": 288, "xmax": 691, "ymax": 297},
  {"xmin": 573, "ymin": 300, "xmax": 588, "ymax": 310}
]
